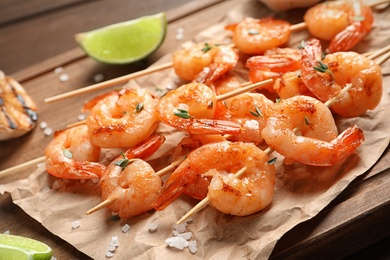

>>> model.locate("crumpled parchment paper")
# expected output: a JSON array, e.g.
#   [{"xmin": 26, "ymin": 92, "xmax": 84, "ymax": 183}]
[{"xmin": 1, "ymin": 0, "xmax": 390, "ymax": 259}]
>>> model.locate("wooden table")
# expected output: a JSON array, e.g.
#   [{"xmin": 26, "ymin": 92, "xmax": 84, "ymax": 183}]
[{"xmin": 1, "ymin": 0, "xmax": 389, "ymax": 259}]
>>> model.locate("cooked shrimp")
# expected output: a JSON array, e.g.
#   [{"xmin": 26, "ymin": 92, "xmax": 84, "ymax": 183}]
[
  {"xmin": 273, "ymin": 71, "xmax": 314, "ymax": 99},
  {"xmin": 301, "ymin": 38, "xmax": 382, "ymax": 117},
  {"xmin": 261, "ymin": 95, "xmax": 365, "ymax": 166},
  {"xmin": 304, "ymin": 0, "xmax": 374, "ymax": 52},
  {"xmin": 246, "ymin": 47, "xmax": 301, "ymax": 91},
  {"xmin": 225, "ymin": 17, "xmax": 291, "ymax": 55},
  {"xmin": 210, "ymin": 74, "xmax": 242, "ymax": 95},
  {"xmin": 0, "ymin": 71, "xmax": 38, "ymax": 141},
  {"xmin": 156, "ymin": 82, "xmax": 242, "ymax": 135},
  {"xmin": 172, "ymin": 42, "xmax": 239, "ymax": 84},
  {"xmin": 99, "ymin": 134, "xmax": 165, "ymax": 218},
  {"xmin": 215, "ymin": 92, "xmax": 274, "ymax": 144},
  {"xmin": 86, "ymin": 87, "xmax": 159, "ymax": 148},
  {"xmin": 45, "ymin": 125, "xmax": 105, "ymax": 179},
  {"xmin": 152, "ymin": 141, "xmax": 275, "ymax": 216},
  {"xmin": 169, "ymin": 134, "xmax": 227, "ymax": 200}
]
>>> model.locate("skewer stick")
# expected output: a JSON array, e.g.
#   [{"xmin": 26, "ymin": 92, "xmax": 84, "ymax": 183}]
[
  {"xmin": 44, "ymin": 62, "xmax": 173, "ymax": 103},
  {"xmin": 366, "ymin": 44, "xmax": 390, "ymax": 60},
  {"xmin": 0, "ymin": 156, "xmax": 46, "ymax": 179}
]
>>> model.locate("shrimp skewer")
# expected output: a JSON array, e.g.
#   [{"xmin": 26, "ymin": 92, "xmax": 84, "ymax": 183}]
[{"xmin": 86, "ymin": 134, "xmax": 166, "ymax": 218}]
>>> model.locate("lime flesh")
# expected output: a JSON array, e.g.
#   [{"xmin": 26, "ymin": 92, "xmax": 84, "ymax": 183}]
[
  {"xmin": 0, "ymin": 234, "xmax": 52, "ymax": 260},
  {"xmin": 75, "ymin": 12, "xmax": 167, "ymax": 64}
]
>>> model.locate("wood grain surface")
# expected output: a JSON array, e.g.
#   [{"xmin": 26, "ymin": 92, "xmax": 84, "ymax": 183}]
[{"xmin": 1, "ymin": 0, "xmax": 389, "ymax": 259}]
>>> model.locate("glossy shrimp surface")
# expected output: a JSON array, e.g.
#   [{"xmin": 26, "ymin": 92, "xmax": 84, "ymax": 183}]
[
  {"xmin": 226, "ymin": 17, "xmax": 291, "ymax": 55},
  {"xmin": 86, "ymin": 88, "xmax": 159, "ymax": 148},
  {"xmin": 215, "ymin": 92, "xmax": 274, "ymax": 144},
  {"xmin": 172, "ymin": 42, "xmax": 239, "ymax": 84},
  {"xmin": 45, "ymin": 125, "xmax": 105, "ymax": 179},
  {"xmin": 0, "ymin": 71, "xmax": 38, "ymax": 140},
  {"xmin": 156, "ymin": 82, "xmax": 241, "ymax": 135},
  {"xmin": 304, "ymin": 0, "xmax": 373, "ymax": 52},
  {"xmin": 152, "ymin": 141, "xmax": 276, "ymax": 215},
  {"xmin": 261, "ymin": 96, "xmax": 365, "ymax": 166},
  {"xmin": 301, "ymin": 39, "xmax": 382, "ymax": 117},
  {"xmin": 100, "ymin": 134, "xmax": 165, "ymax": 218}
]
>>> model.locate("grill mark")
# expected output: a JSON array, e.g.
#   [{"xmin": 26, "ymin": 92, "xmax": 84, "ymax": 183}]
[{"xmin": 9, "ymin": 80, "xmax": 38, "ymax": 124}]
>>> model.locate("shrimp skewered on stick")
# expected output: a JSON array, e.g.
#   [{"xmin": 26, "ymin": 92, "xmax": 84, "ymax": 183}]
[{"xmin": 86, "ymin": 134, "xmax": 166, "ymax": 218}]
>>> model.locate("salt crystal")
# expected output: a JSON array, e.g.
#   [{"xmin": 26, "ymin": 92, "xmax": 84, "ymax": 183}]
[
  {"xmin": 175, "ymin": 33, "xmax": 184, "ymax": 41},
  {"xmin": 188, "ymin": 240, "xmax": 198, "ymax": 254},
  {"xmin": 109, "ymin": 236, "xmax": 119, "ymax": 247},
  {"xmin": 165, "ymin": 236, "xmax": 189, "ymax": 250},
  {"xmin": 177, "ymin": 232, "xmax": 192, "ymax": 240},
  {"xmin": 94, "ymin": 73, "xmax": 104, "ymax": 82},
  {"xmin": 39, "ymin": 121, "xmax": 48, "ymax": 129},
  {"xmin": 148, "ymin": 222, "xmax": 158, "ymax": 232},
  {"xmin": 105, "ymin": 251, "xmax": 114, "ymax": 258},
  {"xmin": 173, "ymin": 223, "xmax": 187, "ymax": 234},
  {"xmin": 177, "ymin": 28, "xmax": 184, "ymax": 34},
  {"xmin": 50, "ymin": 256, "xmax": 57, "ymax": 260},
  {"xmin": 54, "ymin": 67, "xmax": 63, "ymax": 74},
  {"xmin": 107, "ymin": 245, "xmax": 116, "ymax": 252},
  {"xmin": 59, "ymin": 73, "xmax": 69, "ymax": 82},
  {"xmin": 3, "ymin": 230, "xmax": 10, "ymax": 234},
  {"xmin": 77, "ymin": 114, "xmax": 86, "ymax": 121},
  {"xmin": 41, "ymin": 186, "xmax": 51, "ymax": 193},
  {"xmin": 72, "ymin": 220, "xmax": 81, "ymax": 229},
  {"xmin": 121, "ymin": 224, "xmax": 130, "ymax": 233},
  {"xmin": 43, "ymin": 127, "xmax": 53, "ymax": 136}
]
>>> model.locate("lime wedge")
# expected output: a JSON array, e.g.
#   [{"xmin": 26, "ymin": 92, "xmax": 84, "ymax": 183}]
[
  {"xmin": 0, "ymin": 234, "xmax": 52, "ymax": 260},
  {"xmin": 75, "ymin": 12, "xmax": 167, "ymax": 64}
]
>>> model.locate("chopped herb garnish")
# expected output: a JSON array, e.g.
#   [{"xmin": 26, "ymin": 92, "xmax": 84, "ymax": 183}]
[
  {"xmin": 250, "ymin": 105, "xmax": 263, "ymax": 117},
  {"xmin": 135, "ymin": 102, "xmax": 144, "ymax": 113},
  {"xmin": 63, "ymin": 149, "xmax": 72, "ymax": 159},
  {"xmin": 298, "ymin": 40, "xmax": 306, "ymax": 49},
  {"xmin": 114, "ymin": 152, "xmax": 135, "ymax": 171},
  {"xmin": 268, "ymin": 157, "xmax": 277, "ymax": 165},
  {"xmin": 276, "ymin": 98, "xmax": 281, "ymax": 104},
  {"xmin": 353, "ymin": 15, "xmax": 365, "ymax": 22},
  {"xmin": 201, "ymin": 43, "xmax": 212, "ymax": 53},
  {"xmin": 304, "ymin": 116, "xmax": 310, "ymax": 125},
  {"xmin": 313, "ymin": 60, "xmax": 335, "ymax": 82},
  {"xmin": 174, "ymin": 109, "xmax": 192, "ymax": 119},
  {"xmin": 248, "ymin": 29, "xmax": 259, "ymax": 35}
]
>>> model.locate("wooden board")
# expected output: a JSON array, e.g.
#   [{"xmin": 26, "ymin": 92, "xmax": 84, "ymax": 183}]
[{"xmin": 0, "ymin": 0, "xmax": 389, "ymax": 259}]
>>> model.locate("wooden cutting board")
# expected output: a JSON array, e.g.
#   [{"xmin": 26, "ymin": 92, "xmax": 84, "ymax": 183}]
[{"xmin": 0, "ymin": 0, "xmax": 389, "ymax": 259}]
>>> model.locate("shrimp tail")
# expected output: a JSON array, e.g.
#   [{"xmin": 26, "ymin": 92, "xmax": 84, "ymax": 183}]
[
  {"xmin": 123, "ymin": 134, "xmax": 166, "ymax": 160},
  {"xmin": 46, "ymin": 161, "xmax": 105, "ymax": 179},
  {"xmin": 331, "ymin": 125, "xmax": 365, "ymax": 165},
  {"xmin": 152, "ymin": 165, "xmax": 198, "ymax": 211},
  {"xmin": 327, "ymin": 23, "xmax": 367, "ymax": 53}
]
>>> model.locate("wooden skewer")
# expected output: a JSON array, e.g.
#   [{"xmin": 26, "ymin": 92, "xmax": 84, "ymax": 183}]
[
  {"xmin": 44, "ymin": 62, "xmax": 173, "ymax": 103},
  {"xmin": 366, "ymin": 44, "xmax": 390, "ymax": 60},
  {"xmin": 0, "ymin": 156, "xmax": 46, "ymax": 179}
]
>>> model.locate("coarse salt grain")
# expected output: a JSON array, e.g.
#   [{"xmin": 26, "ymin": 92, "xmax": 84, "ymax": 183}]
[
  {"xmin": 54, "ymin": 67, "xmax": 63, "ymax": 74},
  {"xmin": 50, "ymin": 256, "xmax": 57, "ymax": 260},
  {"xmin": 3, "ymin": 230, "xmax": 10, "ymax": 234},
  {"xmin": 72, "ymin": 220, "xmax": 81, "ymax": 229},
  {"xmin": 107, "ymin": 245, "xmax": 117, "ymax": 252},
  {"xmin": 77, "ymin": 114, "xmax": 86, "ymax": 121},
  {"xmin": 165, "ymin": 236, "xmax": 189, "ymax": 250},
  {"xmin": 177, "ymin": 231, "xmax": 192, "ymax": 240},
  {"xmin": 39, "ymin": 121, "xmax": 48, "ymax": 129},
  {"xmin": 43, "ymin": 127, "xmax": 53, "ymax": 136},
  {"xmin": 148, "ymin": 222, "xmax": 158, "ymax": 232},
  {"xmin": 173, "ymin": 223, "xmax": 187, "ymax": 234},
  {"xmin": 110, "ymin": 236, "xmax": 119, "ymax": 247},
  {"xmin": 94, "ymin": 73, "xmax": 104, "ymax": 82},
  {"xmin": 188, "ymin": 240, "xmax": 198, "ymax": 254},
  {"xmin": 59, "ymin": 73, "xmax": 69, "ymax": 82},
  {"xmin": 121, "ymin": 224, "xmax": 130, "ymax": 233},
  {"xmin": 105, "ymin": 251, "xmax": 115, "ymax": 258}
]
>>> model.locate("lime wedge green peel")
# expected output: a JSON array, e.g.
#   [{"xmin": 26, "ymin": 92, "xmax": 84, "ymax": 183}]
[
  {"xmin": 0, "ymin": 234, "xmax": 52, "ymax": 260},
  {"xmin": 75, "ymin": 12, "xmax": 167, "ymax": 64}
]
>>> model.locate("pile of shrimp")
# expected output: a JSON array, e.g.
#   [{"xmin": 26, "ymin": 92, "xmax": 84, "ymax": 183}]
[{"xmin": 43, "ymin": 0, "xmax": 386, "ymax": 221}]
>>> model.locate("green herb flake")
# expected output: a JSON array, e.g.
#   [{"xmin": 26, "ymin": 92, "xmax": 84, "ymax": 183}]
[
  {"xmin": 298, "ymin": 40, "xmax": 306, "ymax": 49},
  {"xmin": 63, "ymin": 149, "xmax": 73, "ymax": 159},
  {"xmin": 135, "ymin": 102, "xmax": 144, "ymax": 113},
  {"xmin": 313, "ymin": 60, "xmax": 330, "ymax": 73},
  {"xmin": 250, "ymin": 105, "xmax": 263, "ymax": 117},
  {"xmin": 174, "ymin": 109, "xmax": 192, "ymax": 119},
  {"xmin": 276, "ymin": 98, "xmax": 282, "ymax": 104},
  {"xmin": 268, "ymin": 157, "xmax": 277, "ymax": 165},
  {"xmin": 353, "ymin": 15, "xmax": 365, "ymax": 22},
  {"xmin": 248, "ymin": 29, "xmax": 259, "ymax": 35},
  {"xmin": 110, "ymin": 215, "xmax": 121, "ymax": 222},
  {"xmin": 114, "ymin": 152, "xmax": 135, "ymax": 171},
  {"xmin": 201, "ymin": 43, "xmax": 212, "ymax": 53},
  {"xmin": 304, "ymin": 116, "xmax": 310, "ymax": 125}
]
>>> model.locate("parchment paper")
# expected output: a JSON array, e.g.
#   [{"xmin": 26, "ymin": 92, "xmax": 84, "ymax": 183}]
[{"xmin": 1, "ymin": 1, "xmax": 390, "ymax": 259}]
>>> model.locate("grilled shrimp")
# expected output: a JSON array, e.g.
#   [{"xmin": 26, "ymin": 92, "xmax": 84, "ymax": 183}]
[
  {"xmin": 152, "ymin": 141, "xmax": 275, "ymax": 216},
  {"xmin": 261, "ymin": 95, "xmax": 365, "ymax": 166},
  {"xmin": 45, "ymin": 125, "xmax": 105, "ymax": 179},
  {"xmin": 0, "ymin": 71, "xmax": 38, "ymax": 141}
]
